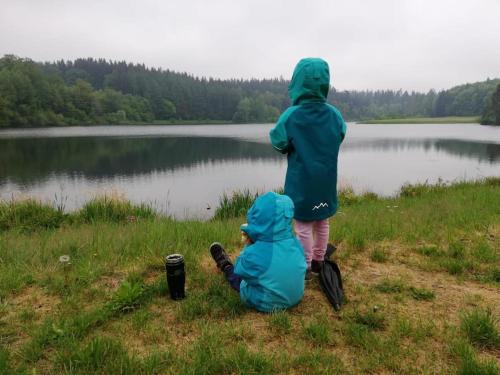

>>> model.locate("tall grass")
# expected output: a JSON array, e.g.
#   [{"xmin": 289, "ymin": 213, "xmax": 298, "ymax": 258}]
[
  {"xmin": 451, "ymin": 339, "xmax": 499, "ymax": 375},
  {"xmin": 56, "ymin": 336, "xmax": 171, "ymax": 375},
  {"xmin": 213, "ymin": 189, "xmax": 259, "ymax": 220},
  {"xmin": 79, "ymin": 196, "xmax": 156, "ymax": 223},
  {"xmin": 460, "ymin": 308, "xmax": 500, "ymax": 350},
  {"xmin": 0, "ymin": 196, "xmax": 156, "ymax": 232},
  {"xmin": 0, "ymin": 199, "xmax": 65, "ymax": 232},
  {"xmin": 213, "ymin": 186, "xmax": 380, "ymax": 220}
]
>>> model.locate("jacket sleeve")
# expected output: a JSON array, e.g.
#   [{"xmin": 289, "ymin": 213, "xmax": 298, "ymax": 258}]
[
  {"xmin": 338, "ymin": 112, "xmax": 347, "ymax": 142},
  {"xmin": 269, "ymin": 106, "xmax": 297, "ymax": 153},
  {"xmin": 234, "ymin": 244, "xmax": 271, "ymax": 283},
  {"xmin": 327, "ymin": 104, "xmax": 347, "ymax": 142}
]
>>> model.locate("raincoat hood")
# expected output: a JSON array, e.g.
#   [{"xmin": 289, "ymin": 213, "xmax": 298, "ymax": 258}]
[
  {"xmin": 241, "ymin": 192, "xmax": 294, "ymax": 242},
  {"xmin": 288, "ymin": 58, "xmax": 330, "ymax": 105}
]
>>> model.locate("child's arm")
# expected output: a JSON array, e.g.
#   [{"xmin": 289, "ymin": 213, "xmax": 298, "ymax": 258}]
[
  {"xmin": 269, "ymin": 107, "xmax": 298, "ymax": 153},
  {"xmin": 327, "ymin": 103, "xmax": 347, "ymax": 142},
  {"xmin": 240, "ymin": 223, "xmax": 253, "ymax": 245},
  {"xmin": 241, "ymin": 231, "xmax": 253, "ymax": 245},
  {"xmin": 234, "ymin": 245, "xmax": 270, "ymax": 283},
  {"xmin": 340, "ymin": 114, "xmax": 347, "ymax": 142}
]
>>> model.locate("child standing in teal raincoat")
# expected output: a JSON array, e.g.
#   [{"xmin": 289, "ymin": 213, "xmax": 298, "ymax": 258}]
[
  {"xmin": 210, "ymin": 192, "xmax": 306, "ymax": 313},
  {"xmin": 269, "ymin": 58, "xmax": 346, "ymax": 279}
]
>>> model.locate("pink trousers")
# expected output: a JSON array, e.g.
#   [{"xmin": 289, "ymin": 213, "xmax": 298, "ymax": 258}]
[{"xmin": 294, "ymin": 218, "xmax": 329, "ymax": 267}]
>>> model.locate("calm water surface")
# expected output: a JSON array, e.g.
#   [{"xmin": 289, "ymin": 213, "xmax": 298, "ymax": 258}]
[{"xmin": 0, "ymin": 123, "xmax": 499, "ymax": 219}]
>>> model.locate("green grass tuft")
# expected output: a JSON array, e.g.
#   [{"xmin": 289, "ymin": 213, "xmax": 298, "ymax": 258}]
[
  {"xmin": 460, "ymin": 308, "xmax": 500, "ymax": 349},
  {"xmin": 399, "ymin": 180, "xmax": 449, "ymax": 198},
  {"xmin": 268, "ymin": 310, "xmax": 292, "ymax": 334},
  {"xmin": 213, "ymin": 187, "xmax": 285, "ymax": 220},
  {"xmin": 451, "ymin": 339, "xmax": 499, "ymax": 375},
  {"xmin": 338, "ymin": 187, "xmax": 379, "ymax": 206},
  {"xmin": 109, "ymin": 279, "xmax": 146, "ymax": 313},
  {"xmin": 374, "ymin": 278, "xmax": 406, "ymax": 294},
  {"xmin": 409, "ymin": 287, "xmax": 435, "ymax": 301},
  {"xmin": 56, "ymin": 336, "xmax": 171, "ymax": 375},
  {"xmin": 213, "ymin": 189, "xmax": 259, "ymax": 220},
  {"xmin": 415, "ymin": 245, "xmax": 443, "ymax": 257},
  {"xmin": 79, "ymin": 196, "xmax": 156, "ymax": 223},
  {"xmin": 370, "ymin": 248, "xmax": 389, "ymax": 263},
  {"xmin": 182, "ymin": 327, "xmax": 274, "ymax": 374},
  {"xmin": 352, "ymin": 309, "xmax": 386, "ymax": 330},
  {"xmin": 0, "ymin": 199, "xmax": 65, "ymax": 232},
  {"xmin": 0, "ymin": 347, "xmax": 13, "ymax": 375},
  {"xmin": 344, "ymin": 322, "xmax": 380, "ymax": 351},
  {"xmin": 440, "ymin": 258, "xmax": 465, "ymax": 275},
  {"xmin": 303, "ymin": 318, "xmax": 331, "ymax": 345}
]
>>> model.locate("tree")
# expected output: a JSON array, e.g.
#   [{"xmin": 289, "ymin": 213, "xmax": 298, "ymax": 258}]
[{"xmin": 481, "ymin": 84, "xmax": 500, "ymax": 125}]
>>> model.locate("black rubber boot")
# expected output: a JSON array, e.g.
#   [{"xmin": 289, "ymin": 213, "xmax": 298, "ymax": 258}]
[
  {"xmin": 325, "ymin": 243, "xmax": 337, "ymax": 259},
  {"xmin": 311, "ymin": 259, "xmax": 324, "ymax": 274},
  {"xmin": 209, "ymin": 242, "xmax": 233, "ymax": 272},
  {"xmin": 305, "ymin": 268, "xmax": 313, "ymax": 281}
]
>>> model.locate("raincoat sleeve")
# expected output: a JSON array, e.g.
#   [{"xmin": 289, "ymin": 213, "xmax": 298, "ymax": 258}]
[
  {"xmin": 234, "ymin": 244, "xmax": 269, "ymax": 283},
  {"xmin": 269, "ymin": 106, "xmax": 297, "ymax": 153},
  {"xmin": 328, "ymin": 104, "xmax": 347, "ymax": 142},
  {"xmin": 339, "ymin": 113, "xmax": 347, "ymax": 142}
]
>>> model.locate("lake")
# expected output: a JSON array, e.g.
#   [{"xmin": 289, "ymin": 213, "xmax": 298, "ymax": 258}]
[{"xmin": 0, "ymin": 123, "xmax": 499, "ymax": 219}]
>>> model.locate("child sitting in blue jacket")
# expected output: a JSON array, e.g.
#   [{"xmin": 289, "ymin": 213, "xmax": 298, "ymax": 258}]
[{"xmin": 210, "ymin": 192, "xmax": 307, "ymax": 312}]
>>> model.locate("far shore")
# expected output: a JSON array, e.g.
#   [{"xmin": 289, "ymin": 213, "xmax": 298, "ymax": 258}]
[
  {"xmin": 358, "ymin": 116, "xmax": 480, "ymax": 124},
  {"xmin": 1, "ymin": 116, "xmax": 488, "ymax": 130}
]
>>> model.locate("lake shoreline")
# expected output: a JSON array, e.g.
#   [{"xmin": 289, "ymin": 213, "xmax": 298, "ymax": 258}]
[
  {"xmin": 0, "ymin": 116, "xmax": 489, "ymax": 129},
  {"xmin": 358, "ymin": 116, "xmax": 480, "ymax": 124}
]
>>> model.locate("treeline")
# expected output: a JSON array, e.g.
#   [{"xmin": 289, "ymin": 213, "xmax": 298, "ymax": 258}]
[
  {"xmin": 0, "ymin": 54, "xmax": 499, "ymax": 127},
  {"xmin": 480, "ymin": 84, "xmax": 500, "ymax": 125}
]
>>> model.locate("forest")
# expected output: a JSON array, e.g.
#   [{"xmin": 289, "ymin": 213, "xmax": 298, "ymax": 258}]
[{"xmin": 0, "ymin": 55, "xmax": 499, "ymax": 127}]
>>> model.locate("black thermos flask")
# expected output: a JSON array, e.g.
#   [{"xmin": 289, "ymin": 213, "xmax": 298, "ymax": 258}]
[{"xmin": 165, "ymin": 254, "xmax": 185, "ymax": 300}]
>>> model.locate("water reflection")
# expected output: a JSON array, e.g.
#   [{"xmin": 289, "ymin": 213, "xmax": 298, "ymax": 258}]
[
  {"xmin": 0, "ymin": 136, "xmax": 279, "ymax": 185},
  {"xmin": 343, "ymin": 138, "xmax": 500, "ymax": 163}
]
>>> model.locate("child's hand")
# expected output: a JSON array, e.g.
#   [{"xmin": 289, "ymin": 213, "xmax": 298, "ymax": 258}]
[{"xmin": 241, "ymin": 231, "xmax": 252, "ymax": 244}]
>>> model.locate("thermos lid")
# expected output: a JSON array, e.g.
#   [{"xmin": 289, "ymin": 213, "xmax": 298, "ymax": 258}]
[{"xmin": 165, "ymin": 253, "xmax": 184, "ymax": 265}]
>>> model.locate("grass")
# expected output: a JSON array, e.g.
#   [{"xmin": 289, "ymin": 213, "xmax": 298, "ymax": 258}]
[
  {"xmin": 359, "ymin": 116, "xmax": 480, "ymax": 124},
  {"xmin": 0, "ymin": 178, "xmax": 499, "ymax": 373},
  {"xmin": 370, "ymin": 247, "xmax": 390, "ymax": 263},
  {"xmin": 451, "ymin": 339, "xmax": 499, "ymax": 375},
  {"xmin": 351, "ymin": 309, "xmax": 386, "ymax": 330},
  {"xmin": 56, "ymin": 336, "xmax": 172, "ymax": 374},
  {"xmin": 79, "ymin": 196, "xmax": 156, "ymax": 223},
  {"xmin": 268, "ymin": 310, "xmax": 292, "ymax": 334},
  {"xmin": 213, "ymin": 189, "xmax": 260, "ymax": 220},
  {"xmin": 303, "ymin": 317, "xmax": 331, "ymax": 345},
  {"xmin": 374, "ymin": 278, "xmax": 406, "ymax": 293},
  {"xmin": 0, "ymin": 195, "xmax": 157, "ymax": 233},
  {"xmin": 213, "ymin": 186, "xmax": 379, "ymax": 221},
  {"xmin": 409, "ymin": 286, "xmax": 435, "ymax": 301},
  {"xmin": 460, "ymin": 308, "xmax": 500, "ymax": 350},
  {"xmin": 0, "ymin": 199, "xmax": 66, "ymax": 232}
]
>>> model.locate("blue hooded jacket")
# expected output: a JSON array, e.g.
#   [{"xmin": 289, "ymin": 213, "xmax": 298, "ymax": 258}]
[
  {"xmin": 269, "ymin": 58, "xmax": 347, "ymax": 221},
  {"xmin": 234, "ymin": 192, "xmax": 306, "ymax": 312}
]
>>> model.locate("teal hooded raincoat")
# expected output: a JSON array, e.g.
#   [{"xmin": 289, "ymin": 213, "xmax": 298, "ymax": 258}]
[
  {"xmin": 269, "ymin": 58, "xmax": 346, "ymax": 221},
  {"xmin": 234, "ymin": 192, "xmax": 306, "ymax": 312}
]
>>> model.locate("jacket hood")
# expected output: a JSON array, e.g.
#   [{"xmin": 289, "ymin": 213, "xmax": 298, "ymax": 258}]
[
  {"xmin": 241, "ymin": 192, "xmax": 295, "ymax": 242},
  {"xmin": 288, "ymin": 58, "xmax": 330, "ymax": 105}
]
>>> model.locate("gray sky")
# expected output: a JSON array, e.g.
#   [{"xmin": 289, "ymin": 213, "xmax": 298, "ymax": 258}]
[{"xmin": 1, "ymin": 0, "xmax": 499, "ymax": 91}]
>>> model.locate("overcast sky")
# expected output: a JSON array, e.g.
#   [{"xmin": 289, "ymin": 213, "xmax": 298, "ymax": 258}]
[{"xmin": 1, "ymin": 0, "xmax": 499, "ymax": 91}]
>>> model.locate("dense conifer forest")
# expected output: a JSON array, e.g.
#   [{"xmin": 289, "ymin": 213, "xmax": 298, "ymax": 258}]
[{"xmin": 0, "ymin": 55, "xmax": 498, "ymax": 127}]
